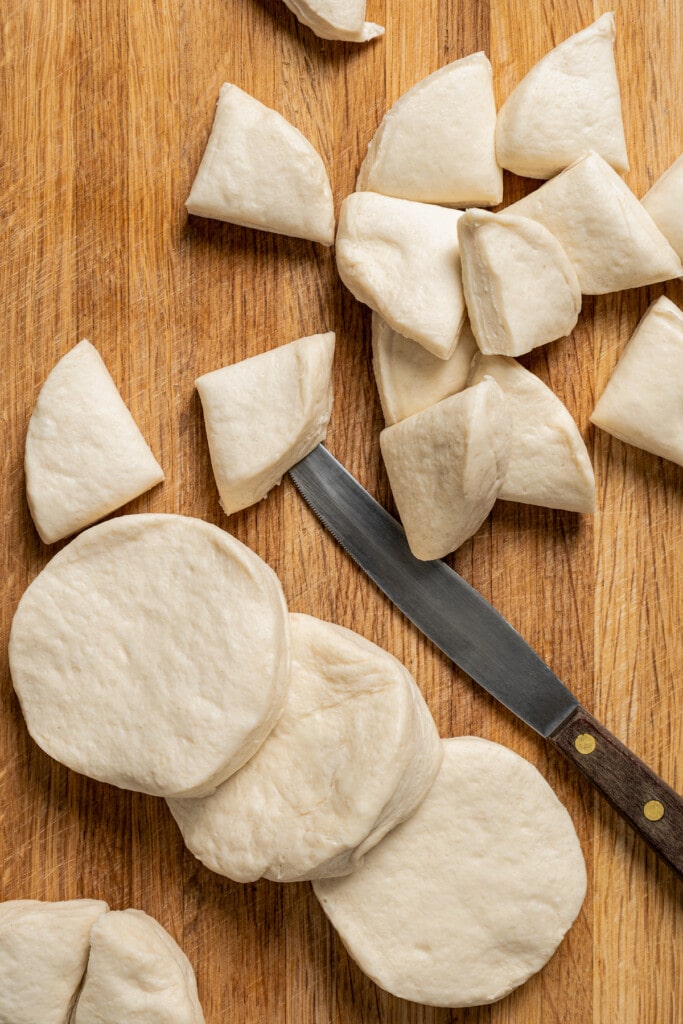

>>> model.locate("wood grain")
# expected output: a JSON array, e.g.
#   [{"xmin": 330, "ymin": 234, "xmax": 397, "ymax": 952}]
[{"xmin": 1, "ymin": 0, "xmax": 681, "ymax": 1021}]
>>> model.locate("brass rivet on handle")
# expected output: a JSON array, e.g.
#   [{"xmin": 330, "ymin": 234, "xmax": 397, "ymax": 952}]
[
  {"xmin": 575, "ymin": 733, "xmax": 596, "ymax": 755},
  {"xmin": 643, "ymin": 800, "xmax": 665, "ymax": 822}
]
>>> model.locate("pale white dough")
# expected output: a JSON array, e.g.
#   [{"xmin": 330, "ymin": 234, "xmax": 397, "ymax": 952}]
[
  {"xmin": 507, "ymin": 152, "xmax": 682, "ymax": 294},
  {"xmin": 196, "ymin": 333, "xmax": 335, "ymax": 516},
  {"xmin": 168, "ymin": 613, "xmax": 442, "ymax": 883},
  {"xmin": 590, "ymin": 295, "xmax": 683, "ymax": 466},
  {"xmin": 0, "ymin": 899, "xmax": 108, "ymax": 1024},
  {"xmin": 280, "ymin": 0, "xmax": 383, "ymax": 41},
  {"xmin": 469, "ymin": 354, "xmax": 595, "ymax": 512},
  {"xmin": 8, "ymin": 514, "xmax": 290, "ymax": 798},
  {"xmin": 495, "ymin": 13, "xmax": 628, "ymax": 179},
  {"xmin": 24, "ymin": 340, "xmax": 164, "ymax": 546},
  {"xmin": 457, "ymin": 209, "xmax": 581, "ymax": 356},
  {"xmin": 372, "ymin": 314, "xmax": 478, "ymax": 425},
  {"xmin": 186, "ymin": 84, "xmax": 335, "ymax": 245},
  {"xmin": 357, "ymin": 53, "xmax": 502, "ymax": 206},
  {"xmin": 335, "ymin": 193, "xmax": 466, "ymax": 359},
  {"xmin": 380, "ymin": 379, "xmax": 511, "ymax": 560},
  {"xmin": 72, "ymin": 909, "xmax": 204, "ymax": 1024},
  {"xmin": 641, "ymin": 154, "xmax": 683, "ymax": 260},
  {"xmin": 314, "ymin": 737, "xmax": 587, "ymax": 1008}
]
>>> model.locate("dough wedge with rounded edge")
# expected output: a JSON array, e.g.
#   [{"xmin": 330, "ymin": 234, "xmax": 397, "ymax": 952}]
[
  {"xmin": 469, "ymin": 354, "xmax": 595, "ymax": 512},
  {"xmin": 495, "ymin": 13, "xmax": 628, "ymax": 179},
  {"xmin": 0, "ymin": 899, "xmax": 109, "ymax": 1024},
  {"xmin": 372, "ymin": 314, "xmax": 478, "ymax": 425},
  {"xmin": 72, "ymin": 909, "xmax": 204, "ymax": 1024},
  {"xmin": 590, "ymin": 295, "xmax": 683, "ymax": 466},
  {"xmin": 9, "ymin": 514, "xmax": 290, "ymax": 799},
  {"xmin": 168, "ymin": 613, "xmax": 442, "ymax": 883},
  {"xmin": 641, "ymin": 154, "xmax": 683, "ymax": 261},
  {"xmin": 357, "ymin": 53, "xmax": 502, "ymax": 206},
  {"xmin": 379, "ymin": 378, "xmax": 511, "ymax": 560},
  {"xmin": 335, "ymin": 193, "xmax": 466, "ymax": 359},
  {"xmin": 25, "ymin": 339, "xmax": 164, "ymax": 545},
  {"xmin": 280, "ymin": 0, "xmax": 383, "ymax": 41},
  {"xmin": 507, "ymin": 152, "xmax": 682, "ymax": 294},
  {"xmin": 196, "ymin": 332, "xmax": 334, "ymax": 517},
  {"xmin": 457, "ymin": 209, "xmax": 581, "ymax": 356},
  {"xmin": 186, "ymin": 84, "xmax": 335, "ymax": 245},
  {"xmin": 314, "ymin": 737, "xmax": 587, "ymax": 1008}
]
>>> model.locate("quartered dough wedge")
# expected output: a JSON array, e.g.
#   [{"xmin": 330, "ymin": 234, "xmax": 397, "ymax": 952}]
[
  {"xmin": 373, "ymin": 314, "xmax": 478, "ymax": 425},
  {"xmin": 457, "ymin": 209, "xmax": 581, "ymax": 356},
  {"xmin": 314, "ymin": 737, "xmax": 587, "ymax": 1008},
  {"xmin": 495, "ymin": 13, "xmax": 628, "ymax": 179},
  {"xmin": 507, "ymin": 152, "xmax": 683, "ymax": 294},
  {"xmin": 168, "ymin": 613, "xmax": 442, "ymax": 883},
  {"xmin": 357, "ymin": 53, "xmax": 502, "ymax": 206},
  {"xmin": 24, "ymin": 340, "xmax": 164, "ymax": 545},
  {"xmin": 469, "ymin": 354, "xmax": 595, "ymax": 512},
  {"xmin": 196, "ymin": 333, "xmax": 334, "ymax": 516},
  {"xmin": 9, "ymin": 514, "xmax": 290, "ymax": 798},
  {"xmin": 591, "ymin": 295, "xmax": 683, "ymax": 466},
  {"xmin": 280, "ymin": 0, "xmax": 383, "ymax": 41},
  {"xmin": 72, "ymin": 909, "xmax": 204, "ymax": 1024},
  {"xmin": 186, "ymin": 84, "xmax": 335, "ymax": 245},
  {"xmin": 380, "ymin": 379, "xmax": 511, "ymax": 560},
  {"xmin": 641, "ymin": 154, "xmax": 683, "ymax": 260},
  {"xmin": 335, "ymin": 193, "xmax": 466, "ymax": 359},
  {"xmin": 0, "ymin": 899, "xmax": 108, "ymax": 1024}
]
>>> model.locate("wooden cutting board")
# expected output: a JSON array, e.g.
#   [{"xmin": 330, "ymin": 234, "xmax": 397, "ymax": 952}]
[{"xmin": 1, "ymin": 0, "xmax": 681, "ymax": 1020}]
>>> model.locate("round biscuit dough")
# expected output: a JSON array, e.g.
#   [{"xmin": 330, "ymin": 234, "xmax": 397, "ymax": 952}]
[
  {"xmin": 313, "ymin": 737, "xmax": 587, "ymax": 1008},
  {"xmin": 9, "ymin": 514, "xmax": 290, "ymax": 798}
]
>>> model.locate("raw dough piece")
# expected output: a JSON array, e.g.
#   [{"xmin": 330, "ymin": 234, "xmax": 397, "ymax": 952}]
[
  {"xmin": 314, "ymin": 737, "xmax": 587, "ymax": 1008},
  {"xmin": 590, "ymin": 295, "xmax": 683, "ymax": 466},
  {"xmin": 0, "ymin": 899, "xmax": 108, "ymax": 1024},
  {"xmin": 196, "ymin": 332, "xmax": 334, "ymax": 516},
  {"xmin": 9, "ymin": 514, "xmax": 290, "ymax": 798},
  {"xmin": 507, "ymin": 152, "xmax": 683, "ymax": 294},
  {"xmin": 380, "ymin": 379, "xmax": 511, "ymax": 560},
  {"xmin": 372, "ymin": 314, "xmax": 478, "ymax": 425},
  {"xmin": 641, "ymin": 154, "xmax": 683, "ymax": 260},
  {"xmin": 495, "ymin": 13, "xmax": 628, "ymax": 179},
  {"xmin": 335, "ymin": 193, "xmax": 466, "ymax": 359},
  {"xmin": 280, "ymin": 0, "xmax": 383, "ymax": 41},
  {"xmin": 186, "ymin": 84, "xmax": 335, "ymax": 245},
  {"xmin": 457, "ymin": 209, "xmax": 581, "ymax": 356},
  {"xmin": 469, "ymin": 354, "xmax": 595, "ymax": 511},
  {"xmin": 357, "ymin": 53, "xmax": 502, "ymax": 206},
  {"xmin": 168, "ymin": 613, "xmax": 442, "ymax": 882},
  {"xmin": 24, "ymin": 340, "xmax": 164, "ymax": 546},
  {"xmin": 72, "ymin": 909, "xmax": 204, "ymax": 1024}
]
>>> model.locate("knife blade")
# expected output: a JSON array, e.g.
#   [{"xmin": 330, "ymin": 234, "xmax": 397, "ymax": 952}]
[{"xmin": 289, "ymin": 444, "xmax": 683, "ymax": 879}]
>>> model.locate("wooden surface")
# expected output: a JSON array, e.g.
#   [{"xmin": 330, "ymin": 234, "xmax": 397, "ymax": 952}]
[{"xmin": 1, "ymin": 0, "xmax": 682, "ymax": 1020}]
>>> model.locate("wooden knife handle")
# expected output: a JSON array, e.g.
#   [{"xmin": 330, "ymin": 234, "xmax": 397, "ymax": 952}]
[{"xmin": 550, "ymin": 705, "xmax": 683, "ymax": 879}]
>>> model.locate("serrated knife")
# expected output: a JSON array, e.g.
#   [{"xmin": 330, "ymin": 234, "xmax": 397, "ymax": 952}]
[{"xmin": 289, "ymin": 444, "xmax": 683, "ymax": 879}]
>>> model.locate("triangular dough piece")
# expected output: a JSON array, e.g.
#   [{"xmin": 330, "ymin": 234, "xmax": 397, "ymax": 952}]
[
  {"xmin": 507, "ymin": 152, "xmax": 683, "ymax": 294},
  {"xmin": 186, "ymin": 84, "xmax": 335, "ymax": 245},
  {"xmin": 641, "ymin": 154, "xmax": 683, "ymax": 260},
  {"xmin": 25, "ymin": 340, "xmax": 164, "ymax": 545},
  {"xmin": 72, "ymin": 909, "xmax": 205, "ymax": 1024},
  {"xmin": 495, "ymin": 13, "xmax": 628, "ymax": 179},
  {"xmin": 280, "ymin": 0, "xmax": 383, "ymax": 41},
  {"xmin": 372, "ymin": 313, "xmax": 478, "ymax": 425},
  {"xmin": 357, "ymin": 53, "xmax": 502, "ymax": 206},
  {"xmin": 379, "ymin": 379, "xmax": 511, "ymax": 560},
  {"xmin": 590, "ymin": 295, "xmax": 683, "ymax": 466},
  {"xmin": 0, "ymin": 899, "xmax": 108, "ymax": 1024},
  {"xmin": 457, "ymin": 209, "xmax": 581, "ymax": 356},
  {"xmin": 335, "ymin": 193, "xmax": 466, "ymax": 359},
  {"xmin": 468, "ymin": 354, "xmax": 595, "ymax": 512},
  {"xmin": 196, "ymin": 332, "xmax": 335, "ymax": 516}
]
